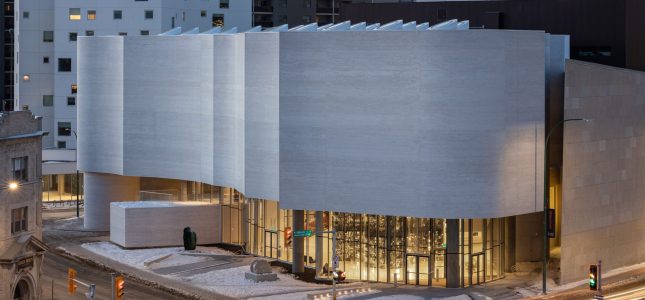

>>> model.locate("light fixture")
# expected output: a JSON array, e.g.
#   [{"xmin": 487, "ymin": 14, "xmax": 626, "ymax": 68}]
[
  {"xmin": 22, "ymin": 75, "xmax": 30, "ymax": 81},
  {"xmin": 8, "ymin": 181, "xmax": 18, "ymax": 190}
]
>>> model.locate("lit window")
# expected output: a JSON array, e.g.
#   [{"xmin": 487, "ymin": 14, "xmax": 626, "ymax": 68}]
[
  {"xmin": 87, "ymin": 10, "xmax": 96, "ymax": 20},
  {"xmin": 12, "ymin": 157, "xmax": 28, "ymax": 182},
  {"xmin": 212, "ymin": 14, "xmax": 224, "ymax": 27},
  {"xmin": 43, "ymin": 95, "xmax": 53, "ymax": 107},
  {"xmin": 43, "ymin": 31, "xmax": 53, "ymax": 42},
  {"xmin": 114, "ymin": 10, "xmax": 122, "ymax": 20},
  {"xmin": 58, "ymin": 122, "xmax": 72, "ymax": 136},
  {"xmin": 220, "ymin": 0, "xmax": 229, "ymax": 9},
  {"xmin": 69, "ymin": 8, "xmax": 81, "ymax": 20},
  {"xmin": 69, "ymin": 32, "xmax": 77, "ymax": 42},
  {"xmin": 85, "ymin": 30, "xmax": 94, "ymax": 36},
  {"xmin": 11, "ymin": 207, "xmax": 28, "ymax": 234},
  {"xmin": 144, "ymin": 10, "xmax": 153, "ymax": 19},
  {"xmin": 67, "ymin": 97, "xmax": 76, "ymax": 106},
  {"xmin": 58, "ymin": 58, "xmax": 72, "ymax": 72},
  {"xmin": 23, "ymin": 11, "xmax": 29, "ymax": 19},
  {"xmin": 71, "ymin": 84, "xmax": 77, "ymax": 94},
  {"xmin": 140, "ymin": 30, "xmax": 149, "ymax": 36}
]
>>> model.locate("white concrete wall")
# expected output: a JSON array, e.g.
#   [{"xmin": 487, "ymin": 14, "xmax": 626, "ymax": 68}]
[
  {"xmin": 110, "ymin": 201, "xmax": 221, "ymax": 248},
  {"xmin": 84, "ymin": 172, "xmax": 140, "ymax": 230},
  {"xmin": 79, "ymin": 30, "xmax": 548, "ymax": 219},
  {"xmin": 279, "ymin": 30, "xmax": 545, "ymax": 219}
]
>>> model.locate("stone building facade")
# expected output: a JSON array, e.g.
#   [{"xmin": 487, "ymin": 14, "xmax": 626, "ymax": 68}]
[{"xmin": 0, "ymin": 110, "xmax": 46, "ymax": 300}]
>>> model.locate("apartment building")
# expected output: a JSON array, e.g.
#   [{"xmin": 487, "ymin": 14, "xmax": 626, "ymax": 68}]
[
  {"xmin": 253, "ymin": 0, "xmax": 340, "ymax": 27},
  {"xmin": 14, "ymin": 0, "xmax": 251, "ymax": 203}
]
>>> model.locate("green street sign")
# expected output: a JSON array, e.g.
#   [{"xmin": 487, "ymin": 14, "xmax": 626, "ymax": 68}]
[{"xmin": 293, "ymin": 230, "xmax": 312, "ymax": 237}]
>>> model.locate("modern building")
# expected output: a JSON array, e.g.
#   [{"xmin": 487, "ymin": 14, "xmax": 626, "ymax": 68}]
[
  {"xmin": 77, "ymin": 20, "xmax": 571, "ymax": 288},
  {"xmin": 1, "ymin": 0, "xmax": 15, "ymax": 112},
  {"xmin": 14, "ymin": 0, "xmax": 252, "ymax": 203},
  {"xmin": 341, "ymin": 0, "xmax": 645, "ymax": 72},
  {"xmin": 253, "ymin": 0, "xmax": 340, "ymax": 27},
  {"xmin": 0, "ymin": 110, "xmax": 47, "ymax": 300}
]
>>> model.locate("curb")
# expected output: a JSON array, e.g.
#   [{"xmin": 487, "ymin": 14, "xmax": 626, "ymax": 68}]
[{"xmin": 54, "ymin": 246, "xmax": 219, "ymax": 300}]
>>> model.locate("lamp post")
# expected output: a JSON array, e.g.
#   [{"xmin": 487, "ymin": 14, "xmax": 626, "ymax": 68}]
[
  {"xmin": 542, "ymin": 118, "xmax": 589, "ymax": 294},
  {"xmin": 72, "ymin": 130, "xmax": 80, "ymax": 218}
]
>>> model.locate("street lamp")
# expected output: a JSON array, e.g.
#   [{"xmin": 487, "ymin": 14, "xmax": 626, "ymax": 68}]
[
  {"xmin": 72, "ymin": 130, "xmax": 80, "ymax": 218},
  {"xmin": 542, "ymin": 118, "xmax": 590, "ymax": 294},
  {"xmin": 8, "ymin": 181, "xmax": 18, "ymax": 190}
]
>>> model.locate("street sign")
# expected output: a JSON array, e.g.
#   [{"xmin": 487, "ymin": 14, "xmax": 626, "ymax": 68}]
[
  {"xmin": 293, "ymin": 230, "xmax": 312, "ymax": 237},
  {"xmin": 332, "ymin": 254, "xmax": 339, "ymax": 269}
]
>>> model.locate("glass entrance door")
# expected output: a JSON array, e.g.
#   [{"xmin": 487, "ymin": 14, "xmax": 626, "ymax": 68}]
[
  {"xmin": 406, "ymin": 254, "xmax": 430, "ymax": 286},
  {"xmin": 264, "ymin": 230, "xmax": 278, "ymax": 259},
  {"xmin": 471, "ymin": 252, "xmax": 485, "ymax": 285}
]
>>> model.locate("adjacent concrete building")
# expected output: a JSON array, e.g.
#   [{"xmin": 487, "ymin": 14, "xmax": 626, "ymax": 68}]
[
  {"xmin": 560, "ymin": 60, "xmax": 645, "ymax": 283},
  {"xmin": 77, "ymin": 21, "xmax": 570, "ymax": 288},
  {"xmin": 0, "ymin": 110, "xmax": 47, "ymax": 300}
]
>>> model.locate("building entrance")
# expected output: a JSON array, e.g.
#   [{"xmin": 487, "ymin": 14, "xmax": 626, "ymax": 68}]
[
  {"xmin": 470, "ymin": 252, "xmax": 485, "ymax": 285},
  {"xmin": 406, "ymin": 254, "xmax": 430, "ymax": 286},
  {"xmin": 264, "ymin": 230, "xmax": 279, "ymax": 259}
]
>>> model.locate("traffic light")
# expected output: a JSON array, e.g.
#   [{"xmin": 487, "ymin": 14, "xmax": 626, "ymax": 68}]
[
  {"xmin": 589, "ymin": 264, "xmax": 598, "ymax": 290},
  {"xmin": 67, "ymin": 268, "xmax": 77, "ymax": 294},
  {"xmin": 115, "ymin": 275, "xmax": 125, "ymax": 300}
]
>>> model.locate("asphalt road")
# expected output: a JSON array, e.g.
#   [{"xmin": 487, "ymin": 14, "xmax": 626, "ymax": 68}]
[
  {"xmin": 604, "ymin": 284, "xmax": 645, "ymax": 300},
  {"xmin": 42, "ymin": 208, "xmax": 188, "ymax": 300}
]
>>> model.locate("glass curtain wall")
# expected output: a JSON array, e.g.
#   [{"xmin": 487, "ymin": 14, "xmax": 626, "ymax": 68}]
[
  {"xmin": 42, "ymin": 173, "xmax": 83, "ymax": 202},
  {"xmin": 242, "ymin": 199, "xmax": 505, "ymax": 287}
]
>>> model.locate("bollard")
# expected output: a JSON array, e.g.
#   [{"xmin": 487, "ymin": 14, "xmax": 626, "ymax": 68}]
[{"xmin": 394, "ymin": 273, "xmax": 398, "ymax": 288}]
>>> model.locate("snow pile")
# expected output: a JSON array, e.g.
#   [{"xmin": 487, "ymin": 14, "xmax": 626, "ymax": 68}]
[
  {"xmin": 81, "ymin": 242, "xmax": 234, "ymax": 269},
  {"xmin": 172, "ymin": 265, "xmax": 326, "ymax": 298}
]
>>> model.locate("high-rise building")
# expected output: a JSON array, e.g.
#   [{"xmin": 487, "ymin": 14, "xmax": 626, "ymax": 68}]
[{"xmin": 14, "ymin": 0, "xmax": 251, "ymax": 203}]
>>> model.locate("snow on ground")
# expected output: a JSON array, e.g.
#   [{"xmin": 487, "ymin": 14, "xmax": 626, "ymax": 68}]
[
  {"xmin": 514, "ymin": 261, "xmax": 645, "ymax": 297},
  {"xmin": 81, "ymin": 241, "xmax": 234, "ymax": 269},
  {"xmin": 359, "ymin": 295, "xmax": 424, "ymax": 300},
  {"xmin": 146, "ymin": 253, "xmax": 210, "ymax": 269},
  {"xmin": 172, "ymin": 265, "xmax": 328, "ymax": 298}
]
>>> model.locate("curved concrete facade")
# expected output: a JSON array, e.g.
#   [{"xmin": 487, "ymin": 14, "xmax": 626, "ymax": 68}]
[
  {"xmin": 84, "ymin": 172, "xmax": 140, "ymax": 230},
  {"xmin": 78, "ymin": 29, "xmax": 548, "ymax": 219}
]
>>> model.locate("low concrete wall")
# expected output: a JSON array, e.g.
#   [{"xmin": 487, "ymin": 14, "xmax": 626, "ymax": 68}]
[{"xmin": 110, "ymin": 201, "xmax": 221, "ymax": 248}]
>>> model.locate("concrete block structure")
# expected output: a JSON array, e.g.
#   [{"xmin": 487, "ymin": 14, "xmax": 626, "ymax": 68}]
[
  {"xmin": 561, "ymin": 60, "xmax": 645, "ymax": 283},
  {"xmin": 110, "ymin": 201, "xmax": 221, "ymax": 248},
  {"xmin": 78, "ymin": 21, "xmax": 571, "ymax": 288}
]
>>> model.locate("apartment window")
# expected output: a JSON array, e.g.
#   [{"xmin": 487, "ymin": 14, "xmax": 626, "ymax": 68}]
[
  {"xmin": 200, "ymin": 10, "xmax": 206, "ymax": 17},
  {"xmin": 145, "ymin": 10, "xmax": 153, "ymax": 19},
  {"xmin": 43, "ymin": 56, "xmax": 49, "ymax": 64},
  {"xmin": 71, "ymin": 84, "xmax": 78, "ymax": 94},
  {"xmin": 438, "ymin": 8, "xmax": 447, "ymax": 20},
  {"xmin": 303, "ymin": 0, "xmax": 311, "ymax": 8},
  {"xmin": 280, "ymin": 15, "xmax": 287, "ymax": 24},
  {"xmin": 302, "ymin": 15, "xmax": 311, "ymax": 23},
  {"xmin": 118, "ymin": 32, "xmax": 127, "ymax": 36},
  {"xmin": 85, "ymin": 30, "xmax": 94, "ymax": 36},
  {"xmin": 58, "ymin": 122, "xmax": 71, "ymax": 136},
  {"xmin": 140, "ymin": 30, "xmax": 149, "ymax": 36},
  {"xmin": 12, "ymin": 156, "xmax": 28, "ymax": 182},
  {"xmin": 182, "ymin": 11, "xmax": 186, "ymax": 22},
  {"xmin": 212, "ymin": 14, "xmax": 224, "ymax": 27},
  {"xmin": 43, "ymin": 95, "xmax": 53, "ymax": 107},
  {"xmin": 69, "ymin": 32, "xmax": 77, "ymax": 41},
  {"xmin": 114, "ymin": 10, "xmax": 122, "ymax": 19},
  {"xmin": 87, "ymin": 10, "xmax": 96, "ymax": 20},
  {"xmin": 58, "ymin": 58, "xmax": 71, "ymax": 72},
  {"xmin": 11, "ymin": 207, "xmax": 28, "ymax": 234},
  {"xmin": 220, "ymin": 0, "xmax": 229, "ymax": 9},
  {"xmin": 23, "ymin": 11, "xmax": 29, "ymax": 19},
  {"xmin": 279, "ymin": 0, "xmax": 287, "ymax": 8},
  {"xmin": 69, "ymin": 8, "xmax": 81, "ymax": 20},
  {"xmin": 43, "ymin": 31, "xmax": 53, "ymax": 42},
  {"xmin": 67, "ymin": 96, "xmax": 76, "ymax": 105},
  {"xmin": 58, "ymin": 141, "xmax": 66, "ymax": 148}
]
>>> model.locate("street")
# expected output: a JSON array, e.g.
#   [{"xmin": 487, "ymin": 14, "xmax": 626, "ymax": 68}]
[{"xmin": 41, "ymin": 208, "xmax": 188, "ymax": 300}]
